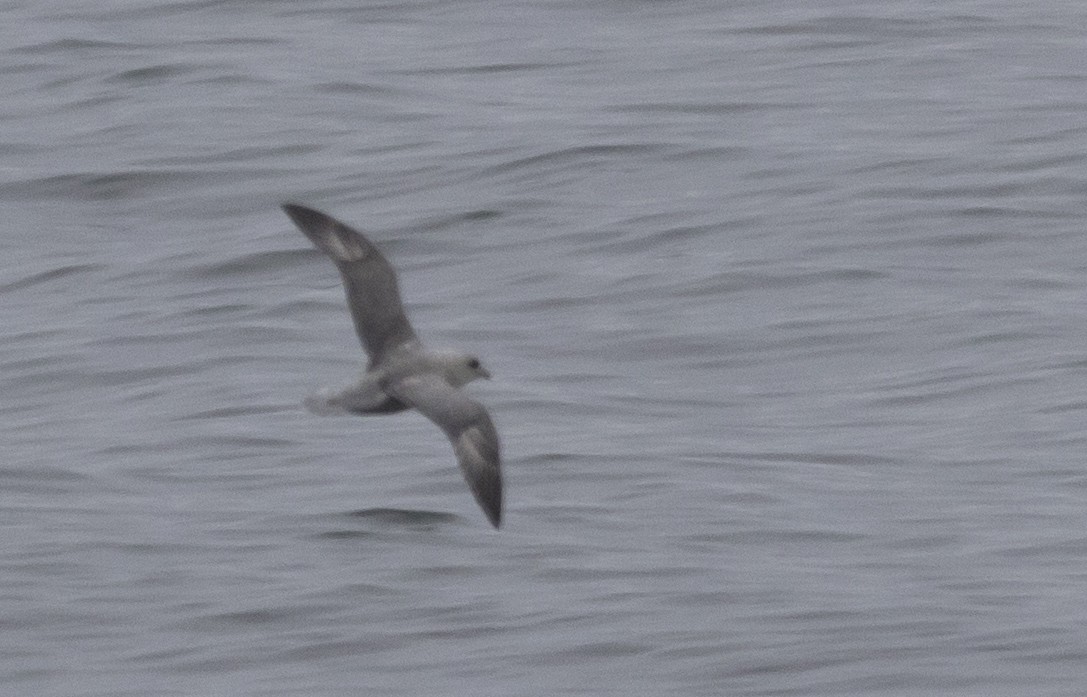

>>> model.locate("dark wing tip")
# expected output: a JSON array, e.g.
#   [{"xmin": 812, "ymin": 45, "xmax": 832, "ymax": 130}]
[
  {"xmin": 281, "ymin": 202, "xmax": 372, "ymax": 265},
  {"xmin": 281, "ymin": 202, "xmax": 329, "ymax": 231},
  {"xmin": 476, "ymin": 458, "xmax": 503, "ymax": 530},
  {"xmin": 485, "ymin": 493, "xmax": 502, "ymax": 529},
  {"xmin": 459, "ymin": 423, "xmax": 502, "ymax": 530},
  {"xmin": 471, "ymin": 423, "xmax": 502, "ymax": 529}
]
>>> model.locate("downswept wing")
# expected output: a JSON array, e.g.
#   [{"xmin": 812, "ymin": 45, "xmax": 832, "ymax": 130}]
[
  {"xmin": 385, "ymin": 374, "xmax": 502, "ymax": 528},
  {"xmin": 282, "ymin": 204, "xmax": 417, "ymax": 367}
]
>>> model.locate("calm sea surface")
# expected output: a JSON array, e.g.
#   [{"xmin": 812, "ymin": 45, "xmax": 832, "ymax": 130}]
[{"xmin": 3, "ymin": 1, "xmax": 1087, "ymax": 695}]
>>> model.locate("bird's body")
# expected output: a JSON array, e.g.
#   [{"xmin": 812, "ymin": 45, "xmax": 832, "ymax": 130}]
[{"xmin": 283, "ymin": 203, "xmax": 502, "ymax": 528}]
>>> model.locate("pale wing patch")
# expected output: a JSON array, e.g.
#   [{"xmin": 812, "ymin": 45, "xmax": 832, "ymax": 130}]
[
  {"xmin": 454, "ymin": 427, "xmax": 488, "ymax": 473},
  {"xmin": 452, "ymin": 425, "xmax": 501, "ymax": 527},
  {"xmin": 324, "ymin": 231, "xmax": 367, "ymax": 262},
  {"xmin": 457, "ymin": 424, "xmax": 498, "ymax": 467}
]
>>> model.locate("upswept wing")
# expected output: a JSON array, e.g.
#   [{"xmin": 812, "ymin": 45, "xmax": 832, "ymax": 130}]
[
  {"xmin": 385, "ymin": 374, "xmax": 502, "ymax": 528},
  {"xmin": 282, "ymin": 204, "xmax": 417, "ymax": 366}
]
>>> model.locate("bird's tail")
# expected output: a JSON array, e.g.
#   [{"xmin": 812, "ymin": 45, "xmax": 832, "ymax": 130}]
[{"xmin": 303, "ymin": 388, "xmax": 351, "ymax": 416}]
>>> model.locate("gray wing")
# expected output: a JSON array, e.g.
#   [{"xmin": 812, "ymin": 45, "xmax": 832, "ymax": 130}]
[
  {"xmin": 385, "ymin": 374, "xmax": 502, "ymax": 528},
  {"xmin": 283, "ymin": 204, "xmax": 418, "ymax": 367}
]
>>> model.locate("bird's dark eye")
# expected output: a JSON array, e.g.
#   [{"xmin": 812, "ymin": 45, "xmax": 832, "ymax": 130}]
[{"xmin": 468, "ymin": 358, "xmax": 480, "ymax": 370}]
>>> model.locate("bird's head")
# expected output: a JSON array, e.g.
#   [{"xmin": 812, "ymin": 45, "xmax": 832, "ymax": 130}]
[{"xmin": 444, "ymin": 353, "xmax": 491, "ymax": 387}]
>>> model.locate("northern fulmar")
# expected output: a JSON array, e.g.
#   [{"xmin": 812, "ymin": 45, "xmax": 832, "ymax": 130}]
[{"xmin": 283, "ymin": 204, "xmax": 502, "ymax": 528}]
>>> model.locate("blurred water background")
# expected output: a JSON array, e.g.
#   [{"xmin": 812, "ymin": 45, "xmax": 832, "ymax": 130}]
[{"xmin": 3, "ymin": 1, "xmax": 1087, "ymax": 695}]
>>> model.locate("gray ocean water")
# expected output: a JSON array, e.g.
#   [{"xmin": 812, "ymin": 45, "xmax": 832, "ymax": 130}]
[{"xmin": 3, "ymin": 1, "xmax": 1087, "ymax": 694}]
